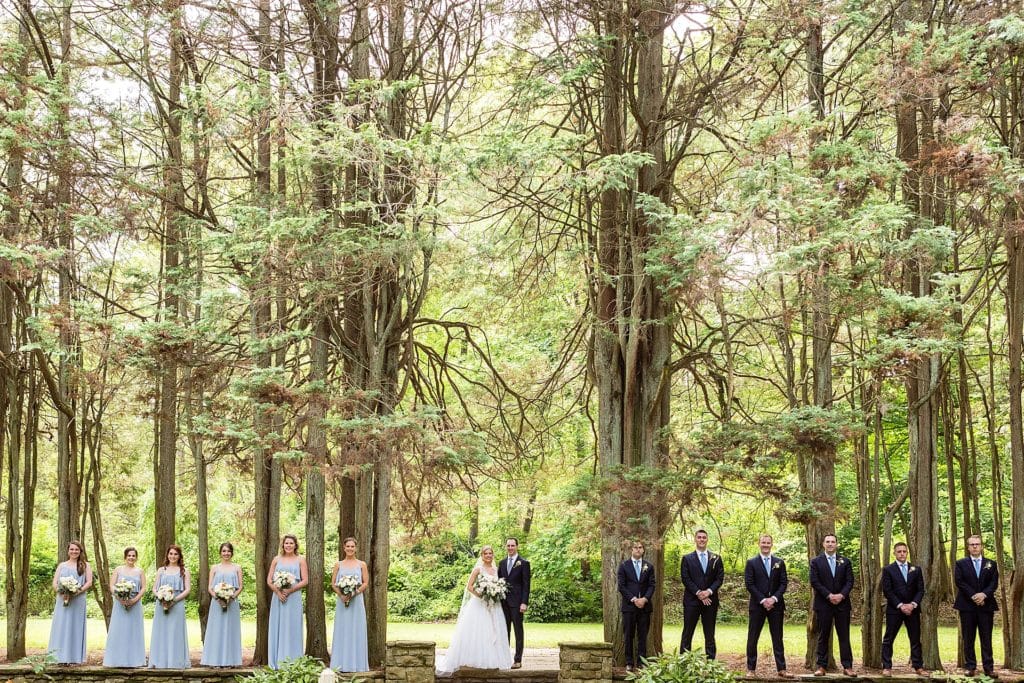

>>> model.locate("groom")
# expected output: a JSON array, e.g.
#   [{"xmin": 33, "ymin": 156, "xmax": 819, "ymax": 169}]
[{"xmin": 498, "ymin": 537, "xmax": 531, "ymax": 668}]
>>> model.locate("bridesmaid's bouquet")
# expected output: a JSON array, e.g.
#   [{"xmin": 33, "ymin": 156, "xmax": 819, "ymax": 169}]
[
  {"xmin": 272, "ymin": 570, "xmax": 296, "ymax": 591},
  {"xmin": 57, "ymin": 576, "xmax": 81, "ymax": 606},
  {"xmin": 336, "ymin": 574, "xmax": 361, "ymax": 607},
  {"xmin": 213, "ymin": 582, "xmax": 235, "ymax": 611},
  {"xmin": 113, "ymin": 579, "xmax": 136, "ymax": 610},
  {"xmin": 474, "ymin": 573, "xmax": 508, "ymax": 605},
  {"xmin": 155, "ymin": 585, "xmax": 176, "ymax": 613}
]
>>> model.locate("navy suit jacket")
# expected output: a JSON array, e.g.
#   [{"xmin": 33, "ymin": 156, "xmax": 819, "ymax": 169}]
[
  {"xmin": 617, "ymin": 558, "xmax": 656, "ymax": 613},
  {"xmin": 680, "ymin": 551, "xmax": 724, "ymax": 607},
  {"xmin": 498, "ymin": 556, "xmax": 531, "ymax": 608},
  {"xmin": 744, "ymin": 554, "xmax": 787, "ymax": 612},
  {"xmin": 953, "ymin": 556, "xmax": 999, "ymax": 613},
  {"xmin": 808, "ymin": 553, "xmax": 854, "ymax": 612},
  {"xmin": 881, "ymin": 562, "xmax": 924, "ymax": 614}
]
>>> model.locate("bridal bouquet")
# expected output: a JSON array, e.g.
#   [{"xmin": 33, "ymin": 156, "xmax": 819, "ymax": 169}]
[
  {"xmin": 272, "ymin": 570, "xmax": 296, "ymax": 591},
  {"xmin": 336, "ymin": 574, "xmax": 361, "ymax": 607},
  {"xmin": 213, "ymin": 582, "xmax": 235, "ymax": 611},
  {"xmin": 113, "ymin": 579, "xmax": 136, "ymax": 610},
  {"xmin": 58, "ymin": 576, "xmax": 81, "ymax": 606},
  {"xmin": 155, "ymin": 585, "xmax": 176, "ymax": 613},
  {"xmin": 474, "ymin": 573, "xmax": 508, "ymax": 605}
]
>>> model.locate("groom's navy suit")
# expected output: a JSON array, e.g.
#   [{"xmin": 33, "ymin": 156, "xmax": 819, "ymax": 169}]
[
  {"xmin": 679, "ymin": 550, "xmax": 724, "ymax": 659},
  {"xmin": 617, "ymin": 557, "xmax": 655, "ymax": 667},
  {"xmin": 498, "ymin": 555, "xmax": 530, "ymax": 663}
]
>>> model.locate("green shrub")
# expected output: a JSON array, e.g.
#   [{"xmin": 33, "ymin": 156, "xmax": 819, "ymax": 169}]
[
  {"xmin": 527, "ymin": 577, "xmax": 601, "ymax": 622},
  {"xmin": 626, "ymin": 651, "xmax": 736, "ymax": 683},
  {"xmin": 242, "ymin": 655, "xmax": 362, "ymax": 683}
]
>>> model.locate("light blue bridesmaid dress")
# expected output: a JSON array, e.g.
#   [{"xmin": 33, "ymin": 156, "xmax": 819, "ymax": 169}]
[
  {"xmin": 200, "ymin": 568, "xmax": 242, "ymax": 666},
  {"xmin": 330, "ymin": 564, "xmax": 369, "ymax": 672},
  {"xmin": 267, "ymin": 560, "xmax": 304, "ymax": 669},
  {"xmin": 149, "ymin": 568, "xmax": 190, "ymax": 668},
  {"xmin": 48, "ymin": 564, "xmax": 87, "ymax": 664},
  {"xmin": 103, "ymin": 571, "xmax": 146, "ymax": 667}
]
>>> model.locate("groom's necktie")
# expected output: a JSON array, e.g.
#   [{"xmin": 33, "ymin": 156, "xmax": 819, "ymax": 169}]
[
  {"xmin": 699, "ymin": 552, "xmax": 707, "ymax": 572},
  {"xmin": 900, "ymin": 563, "xmax": 908, "ymax": 582},
  {"xmin": 764, "ymin": 556, "xmax": 771, "ymax": 577},
  {"xmin": 508, "ymin": 557, "xmax": 513, "ymax": 574},
  {"xmin": 634, "ymin": 560, "xmax": 641, "ymax": 580}
]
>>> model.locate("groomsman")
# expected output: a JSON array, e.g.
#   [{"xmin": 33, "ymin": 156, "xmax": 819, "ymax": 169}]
[
  {"xmin": 744, "ymin": 534, "xmax": 791, "ymax": 678},
  {"xmin": 880, "ymin": 542, "xmax": 926, "ymax": 676},
  {"xmin": 617, "ymin": 541, "xmax": 655, "ymax": 671},
  {"xmin": 679, "ymin": 529, "xmax": 724, "ymax": 659},
  {"xmin": 954, "ymin": 535, "xmax": 999, "ymax": 677},
  {"xmin": 498, "ymin": 537, "xmax": 531, "ymax": 669},
  {"xmin": 808, "ymin": 533, "xmax": 855, "ymax": 676}
]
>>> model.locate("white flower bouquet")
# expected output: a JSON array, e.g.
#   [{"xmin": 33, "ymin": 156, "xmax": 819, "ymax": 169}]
[
  {"xmin": 336, "ymin": 574, "xmax": 361, "ymax": 607},
  {"xmin": 213, "ymin": 582, "xmax": 235, "ymax": 611},
  {"xmin": 474, "ymin": 573, "xmax": 508, "ymax": 605},
  {"xmin": 58, "ymin": 576, "xmax": 80, "ymax": 606},
  {"xmin": 272, "ymin": 570, "xmax": 296, "ymax": 590},
  {"xmin": 113, "ymin": 579, "xmax": 136, "ymax": 610},
  {"xmin": 155, "ymin": 584, "xmax": 176, "ymax": 613}
]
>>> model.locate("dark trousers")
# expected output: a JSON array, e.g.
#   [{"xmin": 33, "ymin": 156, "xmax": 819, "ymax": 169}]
[
  {"xmin": 622, "ymin": 610, "xmax": 651, "ymax": 666},
  {"xmin": 746, "ymin": 607, "xmax": 786, "ymax": 671},
  {"xmin": 960, "ymin": 610, "xmax": 995, "ymax": 672},
  {"xmin": 680, "ymin": 602, "xmax": 718, "ymax": 659},
  {"xmin": 502, "ymin": 601, "xmax": 525, "ymax": 662},
  {"xmin": 880, "ymin": 609, "xmax": 922, "ymax": 669},
  {"xmin": 815, "ymin": 607, "xmax": 853, "ymax": 669}
]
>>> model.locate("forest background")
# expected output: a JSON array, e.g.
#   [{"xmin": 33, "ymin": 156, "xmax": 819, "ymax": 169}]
[{"xmin": 2, "ymin": 0, "xmax": 1024, "ymax": 673}]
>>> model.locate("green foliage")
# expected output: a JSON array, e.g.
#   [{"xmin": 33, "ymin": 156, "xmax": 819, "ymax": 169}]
[
  {"xmin": 243, "ymin": 656, "xmax": 349, "ymax": 683},
  {"xmin": 626, "ymin": 651, "xmax": 736, "ymax": 683}
]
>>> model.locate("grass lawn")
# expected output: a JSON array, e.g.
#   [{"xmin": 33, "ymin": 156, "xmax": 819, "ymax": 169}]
[{"xmin": 0, "ymin": 618, "xmax": 1005, "ymax": 669}]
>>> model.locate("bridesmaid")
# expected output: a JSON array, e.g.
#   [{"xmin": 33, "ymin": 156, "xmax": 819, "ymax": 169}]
[
  {"xmin": 266, "ymin": 534, "xmax": 308, "ymax": 669},
  {"xmin": 48, "ymin": 540, "xmax": 93, "ymax": 664},
  {"xmin": 200, "ymin": 542, "xmax": 243, "ymax": 667},
  {"xmin": 103, "ymin": 547, "xmax": 146, "ymax": 667},
  {"xmin": 330, "ymin": 537, "xmax": 369, "ymax": 672},
  {"xmin": 149, "ymin": 544, "xmax": 191, "ymax": 668}
]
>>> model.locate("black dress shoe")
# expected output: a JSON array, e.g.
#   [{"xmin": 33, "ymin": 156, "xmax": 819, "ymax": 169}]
[{"xmin": 511, "ymin": 662, "xmax": 522, "ymax": 669}]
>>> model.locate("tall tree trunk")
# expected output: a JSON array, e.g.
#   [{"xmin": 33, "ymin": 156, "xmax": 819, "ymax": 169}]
[
  {"xmin": 593, "ymin": 0, "xmax": 673, "ymax": 662},
  {"xmin": 1, "ymin": 6, "xmax": 31, "ymax": 658},
  {"xmin": 155, "ymin": 0, "xmax": 184, "ymax": 559},
  {"xmin": 305, "ymin": 316, "xmax": 330, "ymax": 661},
  {"xmin": 54, "ymin": 0, "xmax": 81, "ymax": 554},
  {"xmin": 250, "ymin": 0, "xmax": 282, "ymax": 664},
  {"xmin": 802, "ymin": 16, "xmax": 839, "ymax": 668}
]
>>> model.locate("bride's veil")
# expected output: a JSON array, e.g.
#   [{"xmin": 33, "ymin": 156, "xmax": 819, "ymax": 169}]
[{"xmin": 459, "ymin": 550, "xmax": 488, "ymax": 611}]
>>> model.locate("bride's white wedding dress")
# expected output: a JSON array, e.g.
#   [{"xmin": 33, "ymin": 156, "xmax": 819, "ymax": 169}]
[{"xmin": 436, "ymin": 565, "xmax": 513, "ymax": 673}]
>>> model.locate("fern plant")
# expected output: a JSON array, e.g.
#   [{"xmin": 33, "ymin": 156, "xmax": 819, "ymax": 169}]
[{"xmin": 625, "ymin": 650, "xmax": 736, "ymax": 683}]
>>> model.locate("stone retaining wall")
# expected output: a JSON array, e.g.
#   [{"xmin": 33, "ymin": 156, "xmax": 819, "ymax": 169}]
[{"xmin": 557, "ymin": 642, "xmax": 612, "ymax": 683}]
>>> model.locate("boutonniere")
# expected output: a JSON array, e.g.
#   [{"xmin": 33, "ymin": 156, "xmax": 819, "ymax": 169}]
[
  {"xmin": 641, "ymin": 565, "xmax": 648, "ymax": 573},
  {"xmin": 908, "ymin": 566, "xmax": 917, "ymax": 573},
  {"xmin": 837, "ymin": 557, "xmax": 845, "ymax": 565},
  {"xmin": 514, "ymin": 560, "xmax": 521, "ymax": 568},
  {"xmin": 773, "ymin": 561, "xmax": 781, "ymax": 570},
  {"xmin": 985, "ymin": 561, "xmax": 993, "ymax": 570},
  {"xmin": 708, "ymin": 554, "xmax": 718, "ymax": 566}
]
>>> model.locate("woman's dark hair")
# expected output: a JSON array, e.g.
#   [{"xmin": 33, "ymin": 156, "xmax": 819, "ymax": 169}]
[
  {"xmin": 68, "ymin": 540, "xmax": 87, "ymax": 576},
  {"xmin": 163, "ymin": 544, "xmax": 187, "ymax": 576},
  {"xmin": 124, "ymin": 546, "xmax": 138, "ymax": 560},
  {"xmin": 219, "ymin": 542, "xmax": 234, "ymax": 556}
]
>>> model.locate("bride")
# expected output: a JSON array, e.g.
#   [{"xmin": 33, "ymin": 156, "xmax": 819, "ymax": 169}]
[{"xmin": 436, "ymin": 546, "xmax": 513, "ymax": 673}]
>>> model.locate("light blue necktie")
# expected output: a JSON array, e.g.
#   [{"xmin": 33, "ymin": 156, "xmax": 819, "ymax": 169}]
[
  {"xmin": 634, "ymin": 560, "xmax": 641, "ymax": 580},
  {"xmin": 828, "ymin": 555, "xmax": 836, "ymax": 577},
  {"xmin": 764, "ymin": 556, "xmax": 771, "ymax": 576},
  {"xmin": 900, "ymin": 563, "xmax": 908, "ymax": 581},
  {"xmin": 974, "ymin": 558, "xmax": 981, "ymax": 578},
  {"xmin": 700, "ymin": 553, "xmax": 707, "ymax": 572}
]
